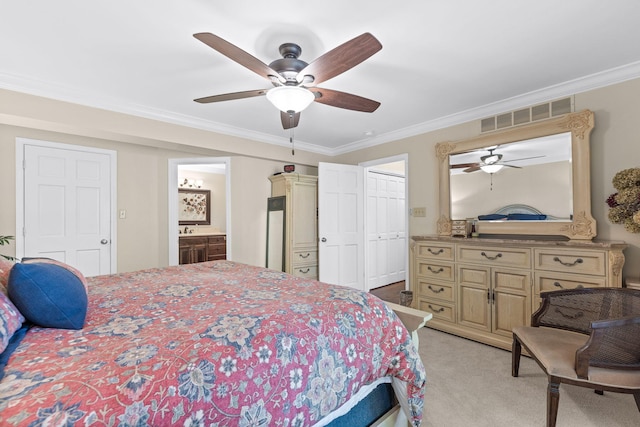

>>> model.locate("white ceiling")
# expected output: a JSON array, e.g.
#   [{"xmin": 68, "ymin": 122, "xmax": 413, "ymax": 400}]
[{"xmin": 2, "ymin": 1, "xmax": 640, "ymax": 156}]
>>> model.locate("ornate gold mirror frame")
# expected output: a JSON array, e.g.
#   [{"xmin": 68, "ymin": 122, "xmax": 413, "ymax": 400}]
[{"xmin": 436, "ymin": 109, "xmax": 596, "ymax": 240}]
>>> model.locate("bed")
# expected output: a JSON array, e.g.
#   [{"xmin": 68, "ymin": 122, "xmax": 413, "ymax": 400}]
[{"xmin": 0, "ymin": 260, "xmax": 426, "ymax": 426}]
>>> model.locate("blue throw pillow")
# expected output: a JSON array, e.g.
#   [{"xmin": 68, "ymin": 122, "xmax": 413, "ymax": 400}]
[
  {"xmin": 477, "ymin": 214, "xmax": 508, "ymax": 221},
  {"xmin": 507, "ymin": 213, "xmax": 548, "ymax": 220},
  {"xmin": 7, "ymin": 262, "xmax": 88, "ymax": 329}
]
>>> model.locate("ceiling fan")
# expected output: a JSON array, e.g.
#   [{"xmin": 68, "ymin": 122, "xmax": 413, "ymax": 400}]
[
  {"xmin": 451, "ymin": 148, "xmax": 542, "ymax": 173},
  {"xmin": 193, "ymin": 32, "xmax": 382, "ymax": 130}
]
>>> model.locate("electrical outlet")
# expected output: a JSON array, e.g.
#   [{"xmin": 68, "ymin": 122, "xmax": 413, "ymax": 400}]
[
  {"xmin": 119, "ymin": 209, "xmax": 126, "ymax": 219},
  {"xmin": 412, "ymin": 207, "xmax": 426, "ymax": 217}
]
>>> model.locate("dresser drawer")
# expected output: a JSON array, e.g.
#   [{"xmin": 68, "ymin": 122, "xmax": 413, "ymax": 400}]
[
  {"xmin": 418, "ymin": 299, "xmax": 456, "ymax": 323},
  {"xmin": 415, "ymin": 242, "xmax": 455, "ymax": 261},
  {"xmin": 534, "ymin": 248, "xmax": 606, "ymax": 276},
  {"xmin": 208, "ymin": 235, "xmax": 226, "ymax": 244},
  {"xmin": 417, "ymin": 278, "xmax": 455, "ymax": 302},
  {"xmin": 292, "ymin": 265, "xmax": 318, "ymax": 279},
  {"xmin": 208, "ymin": 243, "xmax": 226, "ymax": 256},
  {"xmin": 458, "ymin": 245, "xmax": 531, "ymax": 268},
  {"xmin": 458, "ymin": 265, "xmax": 490, "ymax": 287},
  {"xmin": 292, "ymin": 249, "xmax": 318, "ymax": 264},
  {"xmin": 534, "ymin": 271, "xmax": 606, "ymax": 294},
  {"xmin": 416, "ymin": 260, "xmax": 455, "ymax": 282}
]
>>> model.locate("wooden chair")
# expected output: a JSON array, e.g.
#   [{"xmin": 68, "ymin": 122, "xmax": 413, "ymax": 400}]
[{"xmin": 512, "ymin": 287, "xmax": 640, "ymax": 427}]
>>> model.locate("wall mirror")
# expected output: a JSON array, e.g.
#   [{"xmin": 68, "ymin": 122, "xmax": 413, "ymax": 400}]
[
  {"xmin": 266, "ymin": 196, "xmax": 286, "ymax": 271},
  {"xmin": 436, "ymin": 109, "xmax": 596, "ymax": 240}
]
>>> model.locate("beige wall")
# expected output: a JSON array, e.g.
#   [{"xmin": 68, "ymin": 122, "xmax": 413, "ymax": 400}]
[
  {"xmin": 177, "ymin": 170, "xmax": 227, "ymax": 233},
  {"xmin": 0, "ymin": 90, "xmax": 328, "ymax": 272},
  {"xmin": 334, "ymin": 78, "xmax": 640, "ymax": 281},
  {"xmin": 1, "ymin": 78, "xmax": 639, "ymax": 281},
  {"xmin": 229, "ymin": 157, "xmax": 316, "ymax": 267}
]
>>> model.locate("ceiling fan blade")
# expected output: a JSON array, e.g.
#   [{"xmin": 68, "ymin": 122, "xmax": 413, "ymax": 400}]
[
  {"xmin": 464, "ymin": 166, "xmax": 481, "ymax": 173},
  {"xmin": 502, "ymin": 164, "xmax": 522, "ymax": 169},
  {"xmin": 194, "ymin": 33, "xmax": 285, "ymax": 84},
  {"xmin": 296, "ymin": 33, "xmax": 382, "ymax": 85},
  {"xmin": 451, "ymin": 162, "xmax": 479, "ymax": 169},
  {"xmin": 310, "ymin": 87, "xmax": 380, "ymax": 112},
  {"xmin": 281, "ymin": 111, "xmax": 300, "ymax": 129},
  {"xmin": 194, "ymin": 89, "xmax": 267, "ymax": 104}
]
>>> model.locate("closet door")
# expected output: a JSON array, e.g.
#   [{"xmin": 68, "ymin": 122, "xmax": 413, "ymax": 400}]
[
  {"xmin": 388, "ymin": 175, "xmax": 406, "ymax": 284},
  {"xmin": 367, "ymin": 173, "xmax": 390, "ymax": 289},
  {"xmin": 367, "ymin": 172, "xmax": 406, "ymax": 289}
]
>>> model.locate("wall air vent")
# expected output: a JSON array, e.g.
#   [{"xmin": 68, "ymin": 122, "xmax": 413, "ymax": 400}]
[{"xmin": 480, "ymin": 97, "xmax": 574, "ymax": 133}]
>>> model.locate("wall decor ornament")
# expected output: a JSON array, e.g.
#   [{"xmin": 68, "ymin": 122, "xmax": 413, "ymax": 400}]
[
  {"xmin": 606, "ymin": 167, "xmax": 640, "ymax": 233},
  {"xmin": 179, "ymin": 189, "xmax": 211, "ymax": 225}
]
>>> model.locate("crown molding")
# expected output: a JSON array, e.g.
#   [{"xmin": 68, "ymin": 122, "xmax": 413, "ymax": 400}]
[
  {"xmin": 334, "ymin": 60, "xmax": 640, "ymax": 155},
  {"xmin": 2, "ymin": 60, "xmax": 640, "ymax": 157},
  {"xmin": 0, "ymin": 71, "xmax": 332, "ymax": 156}
]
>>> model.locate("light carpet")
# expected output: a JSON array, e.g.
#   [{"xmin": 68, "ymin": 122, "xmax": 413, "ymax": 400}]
[{"xmin": 417, "ymin": 327, "xmax": 639, "ymax": 427}]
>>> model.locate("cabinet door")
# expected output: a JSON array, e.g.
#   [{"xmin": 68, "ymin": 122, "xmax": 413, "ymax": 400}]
[
  {"xmin": 457, "ymin": 265, "xmax": 491, "ymax": 332},
  {"xmin": 193, "ymin": 242, "xmax": 208, "ymax": 263},
  {"xmin": 179, "ymin": 245, "xmax": 192, "ymax": 265},
  {"xmin": 291, "ymin": 181, "xmax": 318, "ymax": 248},
  {"xmin": 492, "ymin": 268, "xmax": 531, "ymax": 338}
]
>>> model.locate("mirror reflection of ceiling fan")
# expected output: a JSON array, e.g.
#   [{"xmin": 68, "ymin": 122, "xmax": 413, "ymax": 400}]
[
  {"xmin": 451, "ymin": 148, "xmax": 544, "ymax": 174},
  {"xmin": 192, "ymin": 32, "xmax": 382, "ymax": 130}
]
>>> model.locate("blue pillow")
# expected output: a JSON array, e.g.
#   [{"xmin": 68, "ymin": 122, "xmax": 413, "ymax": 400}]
[
  {"xmin": 477, "ymin": 214, "xmax": 508, "ymax": 221},
  {"xmin": 7, "ymin": 262, "xmax": 88, "ymax": 329},
  {"xmin": 507, "ymin": 213, "xmax": 547, "ymax": 220}
]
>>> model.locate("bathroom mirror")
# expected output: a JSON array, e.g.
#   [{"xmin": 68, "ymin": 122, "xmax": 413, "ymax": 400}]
[{"xmin": 435, "ymin": 110, "xmax": 596, "ymax": 240}]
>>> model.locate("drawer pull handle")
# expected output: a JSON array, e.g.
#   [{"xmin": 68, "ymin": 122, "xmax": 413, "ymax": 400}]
[
  {"xmin": 481, "ymin": 251, "xmax": 502, "ymax": 261},
  {"xmin": 298, "ymin": 268, "xmax": 310, "ymax": 274},
  {"xmin": 428, "ymin": 285, "xmax": 445, "ymax": 293},
  {"xmin": 553, "ymin": 281, "xmax": 584, "ymax": 289},
  {"xmin": 428, "ymin": 266, "xmax": 444, "ymax": 274},
  {"xmin": 487, "ymin": 289, "xmax": 495, "ymax": 303},
  {"xmin": 553, "ymin": 256, "xmax": 583, "ymax": 267},
  {"xmin": 299, "ymin": 253, "xmax": 311, "ymax": 259},
  {"xmin": 428, "ymin": 304, "xmax": 445, "ymax": 313},
  {"xmin": 428, "ymin": 248, "xmax": 444, "ymax": 255}
]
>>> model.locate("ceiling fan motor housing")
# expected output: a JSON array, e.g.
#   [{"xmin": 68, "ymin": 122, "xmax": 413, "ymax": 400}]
[{"xmin": 268, "ymin": 43, "xmax": 309, "ymax": 84}]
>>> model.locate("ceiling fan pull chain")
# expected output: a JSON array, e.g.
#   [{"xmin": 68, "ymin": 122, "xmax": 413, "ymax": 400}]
[{"xmin": 289, "ymin": 111, "xmax": 295, "ymax": 155}]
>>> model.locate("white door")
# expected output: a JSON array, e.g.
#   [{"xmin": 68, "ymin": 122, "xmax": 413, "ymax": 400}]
[
  {"xmin": 318, "ymin": 162, "xmax": 365, "ymax": 291},
  {"xmin": 367, "ymin": 172, "xmax": 389, "ymax": 289},
  {"xmin": 367, "ymin": 172, "xmax": 406, "ymax": 289},
  {"xmin": 388, "ymin": 175, "xmax": 406, "ymax": 284},
  {"xmin": 22, "ymin": 143, "xmax": 113, "ymax": 277}
]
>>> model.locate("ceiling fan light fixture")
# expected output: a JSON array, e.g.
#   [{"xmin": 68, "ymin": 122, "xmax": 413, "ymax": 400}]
[
  {"xmin": 480, "ymin": 164, "xmax": 504, "ymax": 174},
  {"xmin": 483, "ymin": 154, "xmax": 501, "ymax": 164},
  {"xmin": 266, "ymin": 86, "xmax": 315, "ymax": 113}
]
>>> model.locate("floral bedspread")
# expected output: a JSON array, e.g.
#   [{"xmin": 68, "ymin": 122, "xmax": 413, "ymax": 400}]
[{"xmin": 0, "ymin": 261, "xmax": 425, "ymax": 426}]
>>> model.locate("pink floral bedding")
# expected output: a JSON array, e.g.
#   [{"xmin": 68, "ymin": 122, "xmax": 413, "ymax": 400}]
[{"xmin": 0, "ymin": 261, "xmax": 425, "ymax": 426}]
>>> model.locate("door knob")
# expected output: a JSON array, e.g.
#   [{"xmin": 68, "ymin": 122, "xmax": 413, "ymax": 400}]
[
  {"xmin": 100, "ymin": 239, "xmax": 109, "ymax": 245},
  {"xmin": 321, "ymin": 237, "xmax": 327, "ymax": 242}
]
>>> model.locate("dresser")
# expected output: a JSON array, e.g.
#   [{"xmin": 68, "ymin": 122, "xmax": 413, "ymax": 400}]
[
  {"xmin": 179, "ymin": 234, "xmax": 227, "ymax": 265},
  {"xmin": 269, "ymin": 174, "xmax": 318, "ymax": 279},
  {"xmin": 412, "ymin": 236, "xmax": 626, "ymax": 350}
]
